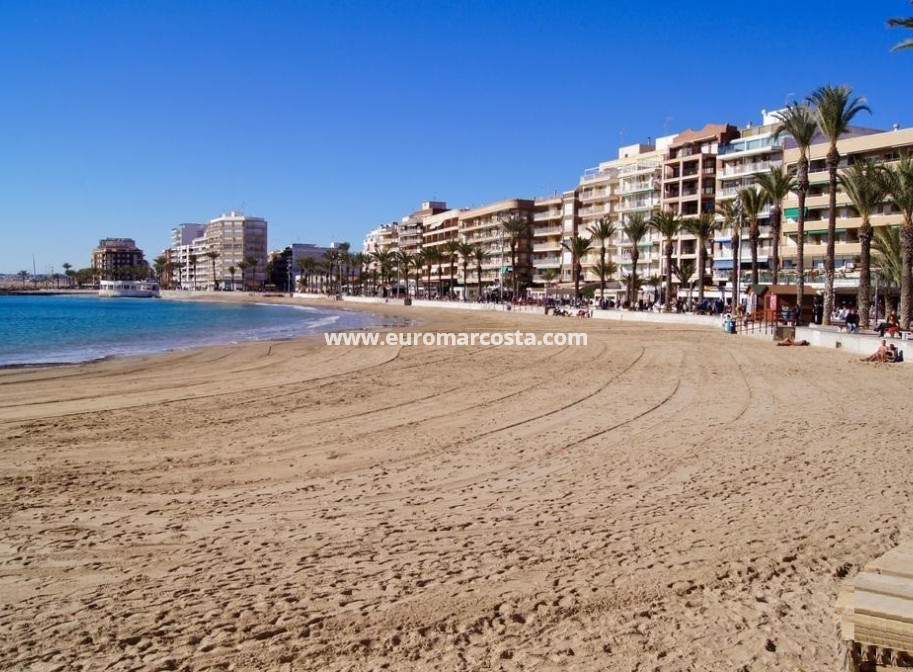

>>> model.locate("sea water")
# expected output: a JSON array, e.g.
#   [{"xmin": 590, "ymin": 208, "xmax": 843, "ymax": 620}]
[{"xmin": 0, "ymin": 295, "xmax": 380, "ymax": 367}]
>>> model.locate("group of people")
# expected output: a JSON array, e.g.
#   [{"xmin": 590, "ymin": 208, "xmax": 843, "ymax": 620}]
[{"xmin": 864, "ymin": 339, "xmax": 904, "ymax": 363}]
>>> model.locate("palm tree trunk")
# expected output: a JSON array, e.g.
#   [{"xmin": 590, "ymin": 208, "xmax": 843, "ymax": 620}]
[
  {"xmin": 574, "ymin": 259, "xmax": 581, "ymax": 300},
  {"xmin": 630, "ymin": 251, "xmax": 639, "ymax": 308},
  {"xmin": 449, "ymin": 261, "xmax": 455, "ymax": 299},
  {"xmin": 771, "ymin": 206, "xmax": 781, "ymax": 285},
  {"xmin": 858, "ymin": 222, "xmax": 873, "ymax": 328},
  {"xmin": 750, "ymin": 231, "xmax": 759, "ymax": 286},
  {"xmin": 796, "ymin": 156, "xmax": 809, "ymax": 324},
  {"xmin": 476, "ymin": 264, "xmax": 482, "ymax": 297},
  {"xmin": 697, "ymin": 240, "xmax": 705, "ymax": 305},
  {"xmin": 664, "ymin": 244, "xmax": 673, "ymax": 312},
  {"xmin": 462, "ymin": 261, "xmax": 469, "ymax": 301},
  {"xmin": 511, "ymin": 243, "xmax": 518, "ymax": 298},
  {"xmin": 822, "ymin": 147, "xmax": 840, "ymax": 326},
  {"xmin": 902, "ymin": 219, "xmax": 913, "ymax": 330},
  {"xmin": 600, "ymin": 244, "xmax": 607, "ymax": 300}
]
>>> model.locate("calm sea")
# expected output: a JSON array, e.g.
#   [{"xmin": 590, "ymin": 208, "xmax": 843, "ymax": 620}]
[{"xmin": 0, "ymin": 295, "xmax": 381, "ymax": 367}]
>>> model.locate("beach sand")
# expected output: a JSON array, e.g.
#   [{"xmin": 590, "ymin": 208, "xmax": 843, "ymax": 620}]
[{"xmin": 1, "ymin": 301, "xmax": 911, "ymax": 671}]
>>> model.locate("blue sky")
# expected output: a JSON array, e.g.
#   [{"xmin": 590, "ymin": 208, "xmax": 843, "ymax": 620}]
[{"xmin": 1, "ymin": 0, "xmax": 911, "ymax": 274}]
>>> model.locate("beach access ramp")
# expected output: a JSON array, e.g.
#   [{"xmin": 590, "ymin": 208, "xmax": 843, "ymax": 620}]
[{"xmin": 838, "ymin": 541, "xmax": 913, "ymax": 669}]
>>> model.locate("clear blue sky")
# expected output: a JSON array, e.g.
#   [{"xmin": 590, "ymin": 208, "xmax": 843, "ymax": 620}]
[{"xmin": 1, "ymin": 0, "xmax": 911, "ymax": 274}]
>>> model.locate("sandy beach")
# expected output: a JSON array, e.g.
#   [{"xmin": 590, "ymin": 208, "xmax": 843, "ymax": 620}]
[{"xmin": 1, "ymin": 300, "xmax": 911, "ymax": 671}]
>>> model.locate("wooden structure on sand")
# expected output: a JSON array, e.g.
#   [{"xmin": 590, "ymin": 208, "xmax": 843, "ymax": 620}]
[{"xmin": 838, "ymin": 541, "xmax": 913, "ymax": 670}]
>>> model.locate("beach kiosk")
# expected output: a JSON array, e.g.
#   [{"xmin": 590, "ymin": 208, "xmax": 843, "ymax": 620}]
[{"xmin": 745, "ymin": 285, "xmax": 817, "ymax": 326}]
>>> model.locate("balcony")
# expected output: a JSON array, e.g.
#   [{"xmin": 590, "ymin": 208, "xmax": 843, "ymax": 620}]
[
  {"xmin": 534, "ymin": 225, "xmax": 563, "ymax": 237},
  {"xmin": 718, "ymin": 139, "xmax": 783, "ymax": 156},
  {"xmin": 720, "ymin": 160, "xmax": 772, "ymax": 178},
  {"xmin": 579, "ymin": 188, "xmax": 609, "ymax": 201},
  {"xmin": 533, "ymin": 210, "xmax": 561, "ymax": 221},
  {"xmin": 533, "ymin": 241, "xmax": 561, "ymax": 252},
  {"xmin": 579, "ymin": 204, "xmax": 611, "ymax": 217}
]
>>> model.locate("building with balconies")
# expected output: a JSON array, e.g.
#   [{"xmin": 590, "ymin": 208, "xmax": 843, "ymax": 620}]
[
  {"xmin": 779, "ymin": 124, "xmax": 912, "ymax": 284},
  {"xmin": 91, "ymin": 238, "xmax": 148, "ymax": 280},
  {"xmin": 198, "ymin": 212, "xmax": 269, "ymax": 291},
  {"xmin": 531, "ymin": 192, "xmax": 575, "ymax": 294},
  {"xmin": 458, "ymin": 198, "xmax": 535, "ymax": 298},
  {"xmin": 713, "ymin": 111, "xmax": 785, "ymax": 287}
]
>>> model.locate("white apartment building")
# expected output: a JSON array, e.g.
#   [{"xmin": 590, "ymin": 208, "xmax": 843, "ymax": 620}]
[
  {"xmin": 713, "ymin": 111, "xmax": 785, "ymax": 288},
  {"xmin": 168, "ymin": 213, "xmax": 268, "ymax": 290}
]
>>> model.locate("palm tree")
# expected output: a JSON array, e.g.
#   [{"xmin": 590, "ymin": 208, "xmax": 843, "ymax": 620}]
[
  {"xmin": 542, "ymin": 267, "xmax": 559, "ymax": 304},
  {"xmin": 17, "ymin": 270, "xmax": 29, "ymax": 287},
  {"xmin": 592, "ymin": 258, "xmax": 618, "ymax": 302},
  {"xmin": 369, "ymin": 250, "xmax": 393, "ymax": 295},
  {"xmin": 808, "ymin": 85, "xmax": 871, "ymax": 325},
  {"xmin": 62, "ymin": 262, "xmax": 74, "ymax": 288},
  {"xmin": 350, "ymin": 252, "xmax": 367, "ymax": 295},
  {"xmin": 188, "ymin": 253, "xmax": 198, "ymax": 290},
  {"xmin": 839, "ymin": 160, "xmax": 887, "ymax": 327},
  {"xmin": 673, "ymin": 260, "xmax": 696, "ymax": 304},
  {"xmin": 588, "ymin": 217, "xmax": 616, "ymax": 301},
  {"xmin": 888, "ymin": 4, "xmax": 913, "ymax": 51},
  {"xmin": 500, "ymin": 215, "xmax": 532, "ymax": 298},
  {"xmin": 881, "ymin": 154, "xmax": 913, "ymax": 328},
  {"xmin": 561, "ymin": 234, "xmax": 594, "ymax": 300},
  {"xmin": 621, "ymin": 212, "xmax": 651, "ymax": 308},
  {"xmin": 337, "ymin": 242, "xmax": 351, "ymax": 293},
  {"xmin": 470, "ymin": 244, "xmax": 488, "ymax": 298},
  {"xmin": 205, "ymin": 251, "xmax": 221, "ymax": 290},
  {"xmin": 443, "ymin": 239, "xmax": 461, "ymax": 299},
  {"xmin": 873, "ymin": 225, "xmax": 902, "ymax": 316},
  {"xmin": 649, "ymin": 210, "xmax": 682, "ymax": 312},
  {"xmin": 228, "ymin": 265, "xmax": 237, "ymax": 290},
  {"xmin": 237, "ymin": 260, "xmax": 249, "ymax": 291},
  {"xmin": 647, "ymin": 273, "xmax": 663, "ymax": 304},
  {"xmin": 737, "ymin": 187, "xmax": 766, "ymax": 287},
  {"xmin": 774, "ymin": 103, "xmax": 818, "ymax": 322},
  {"xmin": 244, "ymin": 255, "xmax": 259, "ymax": 291},
  {"xmin": 754, "ymin": 166, "xmax": 796, "ymax": 285},
  {"xmin": 457, "ymin": 242, "xmax": 475, "ymax": 301},
  {"xmin": 395, "ymin": 250, "xmax": 416, "ymax": 298},
  {"xmin": 423, "ymin": 247, "xmax": 445, "ymax": 298},
  {"xmin": 681, "ymin": 213, "xmax": 717, "ymax": 306}
]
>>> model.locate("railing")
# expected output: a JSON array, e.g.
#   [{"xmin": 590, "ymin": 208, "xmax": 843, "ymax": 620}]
[
  {"xmin": 720, "ymin": 161, "xmax": 772, "ymax": 177},
  {"xmin": 534, "ymin": 226, "xmax": 563, "ymax": 236},
  {"xmin": 533, "ymin": 242, "xmax": 561, "ymax": 252},
  {"xmin": 718, "ymin": 140, "xmax": 783, "ymax": 156},
  {"xmin": 735, "ymin": 308, "xmax": 779, "ymax": 336},
  {"xmin": 533, "ymin": 210, "xmax": 561, "ymax": 221}
]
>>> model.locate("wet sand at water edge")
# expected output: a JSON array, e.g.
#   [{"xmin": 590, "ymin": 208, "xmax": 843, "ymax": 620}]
[{"xmin": 1, "ymin": 299, "xmax": 911, "ymax": 671}]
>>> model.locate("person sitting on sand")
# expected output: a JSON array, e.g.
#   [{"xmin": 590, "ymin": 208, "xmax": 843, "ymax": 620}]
[
  {"xmin": 863, "ymin": 340, "xmax": 892, "ymax": 362},
  {"xmin": 777, "ymin": 337, "xmax": 810, "ymax": 346}
]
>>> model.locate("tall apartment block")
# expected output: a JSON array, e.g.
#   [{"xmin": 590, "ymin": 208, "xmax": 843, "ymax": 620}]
[
  {"xmin": 713, "ymin": 112, "xmax": 785, "ymax": 286},
  {"xmin": 459, "ymin": 199, "xmax": 535, "ymax": 297},
  {"xmin": 167, "ymin": 213, "xmax": 267, "ymax": 290},
  {"xmin": 91, "ymin": 238, "xmax": 147, "ymax": 279},
  {"xmin": 780, "ymin": 125, "xmax": 913, "ymax": 279}
]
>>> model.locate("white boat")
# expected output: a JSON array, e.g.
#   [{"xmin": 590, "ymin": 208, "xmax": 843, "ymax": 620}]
[{"xmin": 98, "ymin": 280, "xmax": 161, "ymax": 298}]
